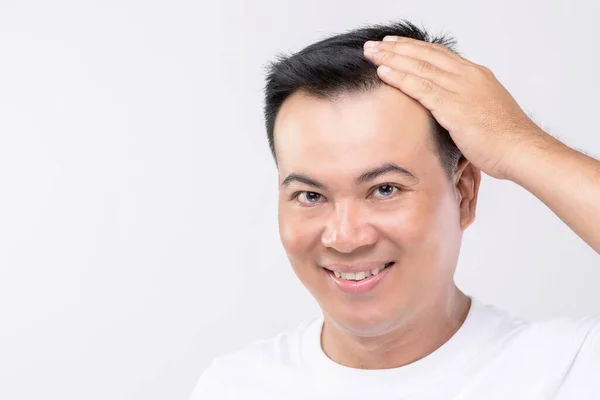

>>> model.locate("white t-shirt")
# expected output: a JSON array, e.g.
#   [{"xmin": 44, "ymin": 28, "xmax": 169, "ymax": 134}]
[{"xmin": 191, "ymin": 297, "xmax": 600, "ymax": 399}]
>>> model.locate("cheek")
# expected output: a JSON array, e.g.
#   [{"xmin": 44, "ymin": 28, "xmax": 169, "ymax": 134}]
[
  {"xmin": 379, "ymin": 193, "xmax": 459, "ymax": 249},
  {"xmin": 278, "ymin": 206, "xmax": 321, "ymax": 261},
  {"xmin": 278, "ymin": 207, "xmax": 328, "ymax": 294}
]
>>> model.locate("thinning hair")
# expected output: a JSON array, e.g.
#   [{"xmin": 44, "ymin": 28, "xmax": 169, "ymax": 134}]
[{"xmin": 263, "ymin": 20, "xmax": 464, "ymax": 176}]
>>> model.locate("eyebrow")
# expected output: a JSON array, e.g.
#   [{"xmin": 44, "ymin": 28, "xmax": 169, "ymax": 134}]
[
  {"xmin": 355, "ymin": 163, "xmax": 417, "ymax": 184},
  {"xmin": 280, "ymin": 162, "xmax": 417, "ymax": 189},
  {"xmin": 281, "ymin": 173, "xmax": 327, "ymax": 190}
]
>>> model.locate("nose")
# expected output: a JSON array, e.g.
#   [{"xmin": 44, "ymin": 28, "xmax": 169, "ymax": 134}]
[{"xmin": 321, "ymin": 199, "xmax": 378, "ymax": 253}]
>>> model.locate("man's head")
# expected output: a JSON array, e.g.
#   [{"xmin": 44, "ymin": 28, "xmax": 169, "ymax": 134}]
[{"xmin": 264, "ymin": 21, "xmax": 481, "ymax": 337}]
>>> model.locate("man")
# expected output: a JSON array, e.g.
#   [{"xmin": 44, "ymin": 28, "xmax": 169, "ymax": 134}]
[{"xmin": 192, "ymin": 21, "xmax": 600, "ymax": 399}]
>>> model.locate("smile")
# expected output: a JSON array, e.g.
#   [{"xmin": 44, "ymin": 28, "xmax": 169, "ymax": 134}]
[
  {"xmin": 332, "ymin": 261, "xmax": 394, "ymax": 281},
  {"xmin": 322, "ymin": 261, "xmax": 395, "ymax": 294}
]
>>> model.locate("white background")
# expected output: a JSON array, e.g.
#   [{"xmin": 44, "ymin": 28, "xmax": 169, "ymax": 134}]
[{"xmin": 1, "ymin": 0, "xmax": 599, "ymax": 399}]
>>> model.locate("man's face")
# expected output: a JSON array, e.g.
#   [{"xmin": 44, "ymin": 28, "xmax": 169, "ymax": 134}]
[{"xmin": 274, "ymin": 85, "xmax": 478, "ymax": 337}]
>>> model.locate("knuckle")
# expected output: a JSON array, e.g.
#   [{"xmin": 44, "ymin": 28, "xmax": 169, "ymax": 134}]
[
  {"xmin": 379, "ymin": 51, "xmax": 395, "ymax": 65},
  {"xmin": 383, "ymin": 41, "xmax": 399, "ymax": 51},
  {"xmin": 395, "ymin": 69, "xmax": 408, "ymax": 81},
  {"xmin": 475, "ymin": 64, "xmax": 494, "ymax": 77},
  {"xmin": 478, "ymin": 64, "xmax": 491, "ymax": 73},
  {"xmin": 420, "ymin": 78, "xmax": 435, "ymax": 93},
  {"xmin": 373, "ymin": 48, "xmax": 386, "ymax": 59},
  {"xmin": 464, "ymin": 63, "xmax": 492, "ymax": 82},
  {"xmin": 389, "ymin": 42, "xmax": 401, "ymax": 53},
  {"xmin": 417, "ymin": 59, "xmax": 433, "ymax": 73},
  {"xmin": 378, "ymin": 51, "xmax": 390, "ymax": 62},
  {"xmin": 483, "ymin": 66, "xmax": 496, "ymax": 78}
]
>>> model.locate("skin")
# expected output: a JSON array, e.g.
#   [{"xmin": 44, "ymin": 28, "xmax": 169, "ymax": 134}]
[
  {"xmin": 275, "ymin": 86, "xmax": 479, "ymax": 369},
  {"xmin": 364, "ymin": 37, "xmax": 600, "ymax": 254},
  {"xmin": 274, "ymin": 35, "xmax": 600, "ymax": 370}
]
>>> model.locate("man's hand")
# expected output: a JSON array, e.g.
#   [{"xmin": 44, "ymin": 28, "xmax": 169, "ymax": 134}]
[
  {"xmin": 363, "ymin": 36, "xmax": 549, "ymax": 181},
  {"xmin": 364, "ymin": 36, "xmax": 600, "ymax": 255}
]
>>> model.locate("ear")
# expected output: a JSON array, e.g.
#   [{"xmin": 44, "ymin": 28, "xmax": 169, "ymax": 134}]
[{"xmin": 453, "ymin": 158, "xmax": 481, "ymax": 230}]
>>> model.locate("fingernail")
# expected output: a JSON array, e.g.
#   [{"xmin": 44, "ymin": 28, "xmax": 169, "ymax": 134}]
[
  {"xmin": 364, "ymin": 41, "xmax": 379, "ymax": 48},
  {"xmin": 378, "ymin": 65, "xmax": 392, "ymax": 74},
  {"xmin": 383, "ymin": 36, "xmax": 398, "ymax": 42}
]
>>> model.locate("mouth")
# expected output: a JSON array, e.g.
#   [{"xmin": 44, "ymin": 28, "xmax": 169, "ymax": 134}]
[{"xmin": 322, "ymin": 261, "xmax": 395, "ymax": 294}]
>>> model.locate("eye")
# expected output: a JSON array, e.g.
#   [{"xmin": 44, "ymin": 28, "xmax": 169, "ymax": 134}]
[
  {"xmin": 296, "ymin": 191, "xmax": 325, "ymax": 205},
  {"xmin": 371, "ymin": 184, "xmax": 399, "ymax": 199}
]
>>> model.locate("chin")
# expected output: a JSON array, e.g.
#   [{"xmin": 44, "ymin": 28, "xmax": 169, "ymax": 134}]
[{"xmin": 326, "ymin": 303, "xmax": 404, "ymax": 338}]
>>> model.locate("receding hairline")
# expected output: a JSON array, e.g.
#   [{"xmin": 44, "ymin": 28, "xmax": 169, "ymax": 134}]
[
  {"xmin": 263, "ymin": 20, "xmax": 463, "ymax": 176},
  {"xmin": 272, "ymin": 83, "xmax": 442, "ymax": 159}
]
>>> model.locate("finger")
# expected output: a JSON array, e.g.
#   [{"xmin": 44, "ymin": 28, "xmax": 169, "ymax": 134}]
[
  {"xmin": 364, "ymin": 48, "xmax": 459, "ymax": 91},
  {"xmin": 376, "ymin": 64, "xmax": 451, "ymax": 112},
  {"xmin": 382, "ymin": 36, "xmax": 469, "ymax": 65},
  {"xmin": 364, "ymin": 39, "xmax": 466, "ymax": 75}
]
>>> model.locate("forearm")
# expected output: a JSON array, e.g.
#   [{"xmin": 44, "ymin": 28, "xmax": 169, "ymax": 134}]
[{"xmin": 508, "ymin": 129, "xmax": 600, "ymax": 254}]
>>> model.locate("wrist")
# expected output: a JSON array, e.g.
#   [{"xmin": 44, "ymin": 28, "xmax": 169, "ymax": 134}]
[{"xmin": 504, "ymin": 127, "xmax": 562, "ymax": 184}]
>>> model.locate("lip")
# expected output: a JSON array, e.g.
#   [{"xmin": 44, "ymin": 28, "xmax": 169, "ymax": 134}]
[{"xmin": 322, "ymin": 262, "xmax": 395, "ymax": 294}]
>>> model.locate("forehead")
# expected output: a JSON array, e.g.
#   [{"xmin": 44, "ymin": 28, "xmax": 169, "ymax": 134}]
[{"xmin": 273, "ymin": 85, "xmax": 436, "ymax": 176}]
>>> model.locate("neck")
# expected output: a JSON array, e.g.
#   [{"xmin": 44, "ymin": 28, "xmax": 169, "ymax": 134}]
[{"xmin": 320, "ymin": 287, "xmax": 471, "ymax": 369}]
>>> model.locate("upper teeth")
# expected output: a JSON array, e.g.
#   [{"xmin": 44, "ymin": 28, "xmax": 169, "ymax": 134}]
[{"xmin": 334, "ymin": 264, "xmax": 390, "ymax": 281}]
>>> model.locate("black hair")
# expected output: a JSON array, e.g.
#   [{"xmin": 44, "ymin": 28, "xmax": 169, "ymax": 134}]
[{"xmin": 263, "ymin": 20, "xmax": 464, "ymax": 176}]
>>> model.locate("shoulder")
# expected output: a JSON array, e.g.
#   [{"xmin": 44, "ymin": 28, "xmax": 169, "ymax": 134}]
[
  {"xmin": 530, "ymin": 315, "xmax": 600, "ymax": 395},
  {"xmin": 504, "ymin": 311, "xmax": 600, "ymax": 363},
  {"xmin": 216, "ymin": 317, "xmax": 316, "ymax": 371},
  {"xmin": 470, "ymin": 298, "xmax": 600, "ymax": 357},
  {"xmin": 189, "ymin": 318, "xmax": 319, "ymax": 400},
  {"xmin": 528, "ymin": 314, "xmax": 600, "ymax": 342},
  {"xmin": 473, "ymin": 298, "xmax": 600, "ymax": 343}
]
